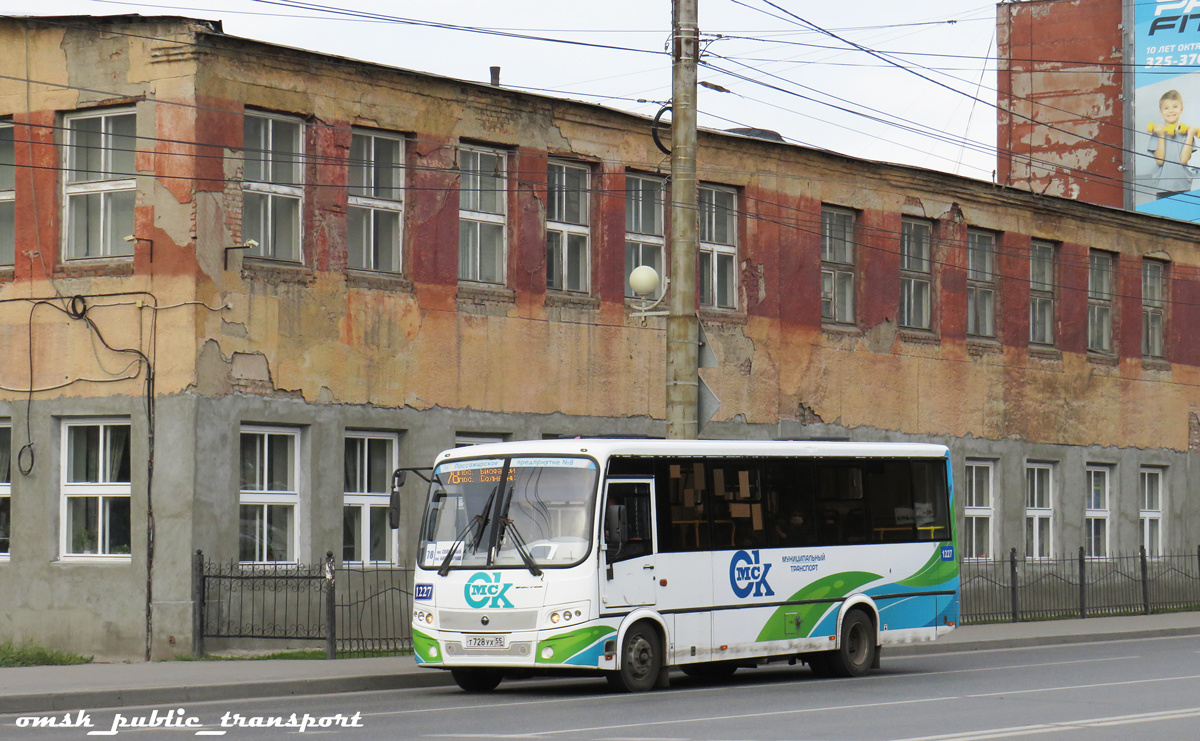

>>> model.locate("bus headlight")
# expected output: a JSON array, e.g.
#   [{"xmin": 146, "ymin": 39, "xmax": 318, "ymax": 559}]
[
  {"xmin": 544, "ymin": 602, "xmax": 590, "ymax": 628},
  {"xmin": 550, "ymin": 613, "xmax": 560, "ymax": 624}
]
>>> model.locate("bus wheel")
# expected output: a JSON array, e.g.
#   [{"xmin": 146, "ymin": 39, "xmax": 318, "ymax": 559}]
[
  {"xmin": 829, "ymin": 610, "xmax": 876, "ymax": 678},
  {"xmin": 611, "ymin": 621, "xmax": 662, "ymax": 692},
  {"xmin": 451, "ymin": 668, "xmax": 503, "ymax": 692}
]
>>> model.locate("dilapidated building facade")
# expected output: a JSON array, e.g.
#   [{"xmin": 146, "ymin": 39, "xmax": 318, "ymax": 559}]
[{"xmin": 2, "ymin": 15, "xmax": 1199, "ymax": 659}]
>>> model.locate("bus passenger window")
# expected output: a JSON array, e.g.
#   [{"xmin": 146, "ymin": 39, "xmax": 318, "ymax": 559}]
[{"xmin": 912, "ymin": 460, "xmax": 951, "ymax": 541}]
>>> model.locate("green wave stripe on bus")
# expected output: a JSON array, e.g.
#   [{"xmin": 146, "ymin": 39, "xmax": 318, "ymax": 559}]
[
  {"xmin": 535, "ymin": 625, "xmax": 614, "ymax": 665},
  {"xmin": 897, "ymin": 548, "xmax": 957, "ymax": 589},
  {"xmin": 412, "ymin": 628, "xmax": 441, "ymax": 664},
  {"xmin": 756, "ymin": 571, "xmax": 880, "ymax": 643}
]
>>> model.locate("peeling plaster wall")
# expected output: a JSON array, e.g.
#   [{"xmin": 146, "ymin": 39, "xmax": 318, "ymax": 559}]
[
  {"xmin": 5, "ymin": 16, "xmax": 1200, "ymax": 660},
  {"xmin": 997, "ymin": 0, "xmax": 1127, "ymax": 207}
]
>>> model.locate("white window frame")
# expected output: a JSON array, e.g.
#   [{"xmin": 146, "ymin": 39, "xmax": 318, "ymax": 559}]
[
  {"xmin": 0, "ymin": 424, "xmax": 10, "ymax": 559},
  {"xmin": 900, "ymin": 218, "xmax": 932, "ymax": 330},
  {"xmin": 239, "ymin": 425, "xmax": 301, "ymax": 564},
  {"xmin": 62, "ymin": 109, "xmax": 137, "ymax": 260},
  {"xmin": 1143, "ymin": 260, "xmax": 1165, "ymax": 359},
  {"xmin": 458, "ymin": 146, "xmax": 507, "ymax": 285},
  {"xmin": 455, "ymin": 433, "xmax": 508, "ymax": 448},
  {"xmin": 821, "ymin": 206, "xmax": 855, "ymax": 324},
  {"xmin": 243, "ymin": 112, "xmax": 304, "ymax": 263},
  {"xmin": 1088, "ymin": 250, "xmax": 1114, "ymax": 353},
  {"xmin": 699, "ymin": 184, "xmax": 737, "ymax": 309},
  {"xmin": 1140, "ymin": 467, "xmax": 1164, "ymax": 557},
  {"xmin": 1084, "ymin": 466, "xmax": 1110, "ymax": 559},
  {"xmin": 546, "ymin": 160, "xmax": 590, "ymax": 294},
  {"xmin": 967, "ymin": 229, "xmax": 996, "ymax": 338},
  {"xmin": 0, "ymin": 122, "xmax": 14, "ymax": 267},
  {"xmin": 1029, "ymin": 240, "xmax": 1055, "ymax": 346},
  {"xmin": 59, "ymin": 418, "xmax": 132, "ymax": 560},
  {"xmin": 625, "ymin": 173, "xmax": 665, "ymax": 299},
  {"xmin": 963, "ymin": 460, "xmax": 994, "ymax": 560},
  {"xmin": 342, "ymin": 430, "xmax": 400, "ymax": 565},
  {"xmin": 348, "ymin": 129, "xmax": 404, "ymax": 273},
  {"xmin": 1025, "ymin": 463, "xmax": 1053, "ymax": 560}
]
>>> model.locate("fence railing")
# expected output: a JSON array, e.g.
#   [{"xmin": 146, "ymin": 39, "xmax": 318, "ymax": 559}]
[
  {"xmin": 961, "ymin": 546, "xmax": 1200, "ymax": 624},
  {"xmin": 192, "ymin": 550, "xmax": 414, "ymax": 658}
]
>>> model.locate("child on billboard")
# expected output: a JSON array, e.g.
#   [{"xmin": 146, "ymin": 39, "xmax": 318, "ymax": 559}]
[{"xmin": 1148, "ymin": 89, "xmax": 1196, "ymax": 199}]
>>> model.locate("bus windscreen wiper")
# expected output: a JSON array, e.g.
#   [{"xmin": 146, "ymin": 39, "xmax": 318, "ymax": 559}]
[
  {"xmin": 497, "ymin": 517, "xmax": 543, "ymax": 577},
  {"xmin": 437, "ymin": 485, "xmax": 497, "ymax": 577}
]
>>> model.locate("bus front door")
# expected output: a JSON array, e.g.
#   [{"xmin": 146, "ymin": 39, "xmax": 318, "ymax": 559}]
[{"xmin": 601, "ymin": 480, "xmax": 657, "ymax": 608}]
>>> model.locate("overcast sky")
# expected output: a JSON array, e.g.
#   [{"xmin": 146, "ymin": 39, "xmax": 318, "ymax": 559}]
[{"xmin": 1, "ymin": 1, "xmax": 1000, "ymax": 181}]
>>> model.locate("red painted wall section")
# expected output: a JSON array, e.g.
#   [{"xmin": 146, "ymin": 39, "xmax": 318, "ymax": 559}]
[
  {"xmin": 1115, "ymin": 253, "xmax": 1142, "ymax": 361},
  {"xmin": 776, "ymin": 194, "xmax": 821, "ymax": 329},
  {"xmin": 1057, "ymin": 241, "xmax": 1090, "ymax": 355},
  {"xmin": 997, "ymin": 231, "xmax": 1031, "ymax": 350},
  {"xmin": 193, "ymin": 96, "xmax": 241, "ymax": 194},
  {"xmin": 407, "ymin": 134, "xmax": 458, "ymax": 311},
  {"xmin": 858, "ymin": 208, "xmax": 899, "ymax": 330},
  {"xmin": 511, "ymin": 146, "xmax": 547, "ymax": 316},
  {"xmin": 1168, "ymin": 263, "xmax": 1200, "ymax": 366},
  {"xmin": 12, "ymin": 111, "xmax": 60, "ymax": 283},
  {"xmin": 308, "ymin": 119, "xmax": 351, "ymax": 274},
  {"xmin": 594, "ymin": 164, "xmax": 627, "ymax": 321},
  {"xmin": 997, "ymin": 0, "xmax": 1125, "ymax": 208},
  {"xmin": 741, "ymin": 181, "xmax": 776, "ymax": 319},
  {"xmin": 935, "ymin": 214, "xmax": 967, "ymax": 343}
]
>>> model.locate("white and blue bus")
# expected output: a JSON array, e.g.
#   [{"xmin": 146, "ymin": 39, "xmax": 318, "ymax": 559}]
[{"xmin": 404, "ymin": 439, "xmax": 958, "ymax": 692}]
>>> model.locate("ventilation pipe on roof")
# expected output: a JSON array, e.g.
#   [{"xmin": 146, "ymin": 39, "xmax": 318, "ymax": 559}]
[{"xmin": 490, "ymin": 66, "xmax": 501, "ymax": 86}]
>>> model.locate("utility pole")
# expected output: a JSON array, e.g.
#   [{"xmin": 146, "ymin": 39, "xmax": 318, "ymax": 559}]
[{"xmin": 666, "ymin": 0, "xmax": 699, "ymax": 440}]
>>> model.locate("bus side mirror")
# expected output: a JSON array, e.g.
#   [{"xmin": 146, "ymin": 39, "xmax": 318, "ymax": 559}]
[
  {"xmin": 605, "ymin": 504, "xmax": 627, "ymax": 553},
  {"xmin": 389, "ymin": 470, "xmax": 406, "ymax": 529}
]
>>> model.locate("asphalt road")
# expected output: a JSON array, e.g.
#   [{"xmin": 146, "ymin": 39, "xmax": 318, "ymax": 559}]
[{"xmin": 5, "ymin": 635, "xmax": 1200, "ymax": 740}]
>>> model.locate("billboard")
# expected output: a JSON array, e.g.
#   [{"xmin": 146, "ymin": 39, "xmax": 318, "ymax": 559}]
[{"xmin": 1133, "ymin": 0, "xmax": 1200, "ymax": 218}]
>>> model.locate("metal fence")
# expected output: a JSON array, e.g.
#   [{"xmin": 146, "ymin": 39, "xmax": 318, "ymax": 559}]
[
  {"xmin": 192, "ymin": 550, "xmax": 414, "ymax": 658},
  {"xmin": 961, "ymin": 547, "xmax": 1200, "ymax": 624}
]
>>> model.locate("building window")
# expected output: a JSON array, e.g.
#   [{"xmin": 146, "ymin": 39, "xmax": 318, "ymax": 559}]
[
  {"xmin": 1084, "ymin": 466, "xmax": 1109, "ymax": 559},
  {"xmin": 243, "ymin": 113, "xmax": 303, "ymax": 262},
  {"xmin": 348, "ymin": 130, "xmax": 403, "ymax": 273},
  {"xmin": 0, "ymin": 425, "xmax": 9, "ymax": 558},
  {"xmin": 343, "ymin": 431, "xmax": 399, "ymax": 565},
  {"xmin": 239, "ymin": 426, "xmax": 299, "ymax": 563},
  {"xmin": 821, "ymin": 207, "xmax": 855, "ymax": 324},
  {"xmin": 60, "ymin": 420, "xmax": 132, "ymax": 558},
  {"xmin": 0, "ymin": 123, "xmax": 13, "ymax": 266},
  {"xmin": 1088, "ymin": 250, "xmax": 1114, "ymax": 353},
  {"xmin": 455, "ymin": 433, "xmax": 507, "ymax": 448},
  {"xmin": 699, "ymin": 185, "xmax": 737, "ymax": 309},
  {"xmin": 625, "ymin": 174, "xmax": 664, "ymax": 298},
  {"xmin": 546, "ymin": 161, "xmax": 589, "ymax": 293},
  {"xmin": 63, "ymin": 110, "xmax": 136, "ymax": 260},
  {"xmin": 900, "ymin": 218, "xmax": 932, "ymax": 330},
  {"xmin": 966, "ymin": 229, "xmax": 996, "ymax": 338},
  {"xmin": 1140, "ymin": 467, "xmax": 1163, "ymax": 557},
  {"xmin": 1029, "ymin": 241, "xmax": 1055, "ymax": 345},
  {"xmin": 1143, "ymin": 260, "xmax": 1165, "ymax": 358},
  {"xmin": 459, "ymin": 146, "xmax": 506, "ymax": 284},
  {"xmin": 963, "ymin": 460, "xmax": 993, "ymax": 560},
  {"xmin": 1025, "ymin": 463, "xmax": 1053, "ymax": 559}
]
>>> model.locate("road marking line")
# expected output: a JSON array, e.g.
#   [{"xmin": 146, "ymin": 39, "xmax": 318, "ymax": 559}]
[
  {"xmin": 967, "ymin": 672, "xmax": 1200, "ymax": 698},
  {"xmin": 892, "ymin": 706, "xmax": 1200, "ymax": 740}
]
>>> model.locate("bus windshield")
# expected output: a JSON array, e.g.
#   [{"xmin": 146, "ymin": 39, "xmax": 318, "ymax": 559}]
[{"xmin": 419, "ymin": 456, "xmax": 598, "ymax": 569}]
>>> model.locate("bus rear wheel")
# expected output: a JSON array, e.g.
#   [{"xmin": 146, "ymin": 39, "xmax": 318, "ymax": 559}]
[
  {"xmin": 609, "ymin": 621, "xmax": 662, "ymax": 692},
  {"xmin": 828, "ymin": 610, "xmax": 876, "ymax": 678},
  {"xmin": 451, "ymin": 668, "xmax": 503, "ymax": 692}
]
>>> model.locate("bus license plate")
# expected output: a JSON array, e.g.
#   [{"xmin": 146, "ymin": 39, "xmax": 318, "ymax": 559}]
[{"xmin": 465, "ymin": 634, "xmax": 506, "ymax": 649}]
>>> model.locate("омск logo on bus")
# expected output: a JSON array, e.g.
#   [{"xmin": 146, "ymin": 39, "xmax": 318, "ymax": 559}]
[
  {"xmin": 729, "ymin": 550, "xmax": 774, "ymax": 598},
  {"xmin": 464, "ymin": 572, "xmax": 515, "ymax": 609}
]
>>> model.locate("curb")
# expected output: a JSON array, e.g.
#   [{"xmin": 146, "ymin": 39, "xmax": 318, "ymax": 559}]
[
  {"xmin": 886, "ymin": 624, "xmax": 1200, "ymax": 657},
  {"xmin": 0, "ymin": 671, "xmax": 456, "ymax": 716}
]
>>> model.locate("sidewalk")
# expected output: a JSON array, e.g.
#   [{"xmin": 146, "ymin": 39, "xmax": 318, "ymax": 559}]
[{"xmin": 3, "ymin": 612, "xmax": 1200, "ymax": 715}]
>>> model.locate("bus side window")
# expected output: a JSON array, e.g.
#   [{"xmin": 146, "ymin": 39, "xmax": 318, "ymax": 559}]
[
  {"xmin": 866, "ymin": 461, "xmax": 916, "ymax": 543},
  {"xmin": 817, "ymin": 463, "xmax": 869, "ymax": 546},
  {"xmin": 605, "ymin": 482, "xmax": 652, "ymax": 563},
  {"xmin": 912, "ymin": 460, "xmax": 951, "ymax": 541},
  {"xmin": 766, "ymin": 460, "xmax": 817, "ymax": 548},
  {"xmin": 657, "ymin": 459, "xmax": 709, "ymax": 553},
  {"xmin": 711, "ymin": 462, "xmax": 766, "ymax": 550}
]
